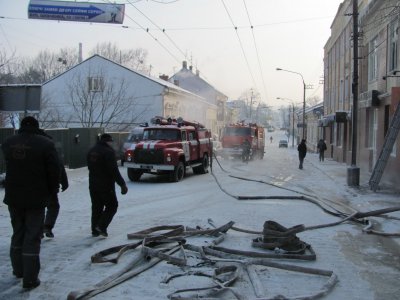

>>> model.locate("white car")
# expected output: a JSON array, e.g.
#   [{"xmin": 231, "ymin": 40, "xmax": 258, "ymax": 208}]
[{"xmin": 279, "ymin": 140, "xmax": 288, "ymax": 148}]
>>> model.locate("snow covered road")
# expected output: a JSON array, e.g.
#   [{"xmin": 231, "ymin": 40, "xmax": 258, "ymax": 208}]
[{"xmin": 0, "ymin": 130, "xmax": 399, "ymax": 299}]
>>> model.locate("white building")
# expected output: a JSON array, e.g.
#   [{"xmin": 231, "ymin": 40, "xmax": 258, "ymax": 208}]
[{"xmin": 41, "ymin": 55, "xmax": 213, "ymax": 131}]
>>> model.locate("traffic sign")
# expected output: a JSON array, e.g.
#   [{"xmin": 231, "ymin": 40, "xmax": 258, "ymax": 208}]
[{"xmin": 28, "ymin": 0, "xmax": 125, "ymax": 24}]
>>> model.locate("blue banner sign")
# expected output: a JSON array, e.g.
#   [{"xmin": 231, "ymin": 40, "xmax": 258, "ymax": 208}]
[{"xmin": 28, "ymin": 0, "xmax": 125, "ymax": 24}]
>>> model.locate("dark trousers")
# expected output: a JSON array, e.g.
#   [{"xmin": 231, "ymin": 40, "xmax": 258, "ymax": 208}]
[
  {"xmin": 319, "ymin": 151, "xmax": 325, "ymax": 162},
  {"xmin": 299, "ymin": 156, "xmax": 305, "ymax": 169},
  {"xmin": 8, "ymin": 206, "xmax": 44, "ymax": 283},
  {"xmin": 44, "ymin": 193, "xmax": 60, "ymax": 230},
  {"xmin": 90, "ymin": 189, "xmax": 118, "ymax": 233}
]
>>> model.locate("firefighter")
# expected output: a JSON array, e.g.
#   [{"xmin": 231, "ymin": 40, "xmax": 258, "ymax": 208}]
[
  {"xmin": 87, "ymin": 134, "xmax": 128, "ymax": 237},
  {"xmin": 2, "ymin": 116, "xmax": 60, "ymax": 289},
  {"xmin": 242, "ymin": 139, "xmax": 251, "ymax": 163}
]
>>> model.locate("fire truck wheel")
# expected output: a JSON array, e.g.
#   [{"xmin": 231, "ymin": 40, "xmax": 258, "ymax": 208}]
[
  {"xmin": 170, "ymin": 161, "xmax": 185, "ymax": 182},
  {"xmin": 193, "ymin": 154, "xmax": 209, "ymax": 174},
  {"xmin": 127, "ymin": 168, "xmax": 142, "ymax": 182}
]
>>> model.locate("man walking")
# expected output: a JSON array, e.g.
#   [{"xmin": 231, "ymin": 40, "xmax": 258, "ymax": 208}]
[
  {"xmin": 297, "ymin": 139, "xmax": 307, "ymax": 170},
  {"xmin": 2, "ymin": 116, "xmax": 60, "ymax": 289},
  {"xmin": 87, "ymin": 134, "xmax": 128, "ymax": 237},
  {"xmin": 317, "ymin": 139, "xmax": 327, "ymax": 162}
]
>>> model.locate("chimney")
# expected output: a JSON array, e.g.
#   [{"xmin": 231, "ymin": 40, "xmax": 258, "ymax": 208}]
[
  {"xmin": 182, "ymin": 61, "xmax": 187, "ymax": 69},
  {"xmin": 159, "ymin": 74, "xmax": 169, "ymax": 81},
  {"xmin": 196, "ymin": 70, "xmax": 200, "ymax": 77},
  {"xmin": 78, "ymin": 43, "xmax": 83, "ymax": 63},
  {"xmin": 174, "ymin": 80, "xmax": 179, "ymax": 86}
]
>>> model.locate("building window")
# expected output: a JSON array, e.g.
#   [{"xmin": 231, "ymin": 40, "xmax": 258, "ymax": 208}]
[
  {"xmin": 88, "ymin": 77, "xmax": 104, "ymax": 92},
  {"xmin": 388, "ymin": 19, "xmax": 398, "ymax": 72},
  {"xmin": 368, "ymin": 37, "xmax": 378, "ymax": 81}
]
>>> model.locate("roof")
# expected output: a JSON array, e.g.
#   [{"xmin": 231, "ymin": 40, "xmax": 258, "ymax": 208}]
[
  {"xmin": 43, "ymin": 54, "xmax": 204, "ymax": 100},
  {"xmin": 170, "ymin": 64, "xmax": 228, "ymax": 100}
]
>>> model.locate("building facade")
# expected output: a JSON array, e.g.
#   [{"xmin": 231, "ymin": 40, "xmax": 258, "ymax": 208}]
[
  {"xmin": 168, "ymin": 61, "xmax": 228, "ymax": 135},
  {"xmin": 41, "ymin": 55, "xmax": 215, "ymax": 132},
  {"xmin": 324, "ymin": 0, "xmax": 400, "ymax": 189}
]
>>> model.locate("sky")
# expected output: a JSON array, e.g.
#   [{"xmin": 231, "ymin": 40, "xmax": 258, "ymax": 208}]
[
  {"xmin": 0, "ymin": 0, "xmax": 345, "ymax": 108},
  {"xmin": 1, "ymin": 130, "xmax": 399, "ymax": 299}
]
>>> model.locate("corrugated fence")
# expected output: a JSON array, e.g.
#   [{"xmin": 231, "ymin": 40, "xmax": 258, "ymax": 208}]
[{"xmin": 0, "ymin": 128, "xmax": 129, "ymax": 173}]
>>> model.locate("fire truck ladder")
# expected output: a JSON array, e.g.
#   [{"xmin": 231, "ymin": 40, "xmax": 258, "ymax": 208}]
[{"xmin": 369, "ymin": 103, "xmax": 400, "ymax": 191}]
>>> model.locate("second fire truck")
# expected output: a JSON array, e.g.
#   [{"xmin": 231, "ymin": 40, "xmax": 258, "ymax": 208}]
[{"xmin": 220, "ymin": 122, "xmax": 265, "ymax": 160}]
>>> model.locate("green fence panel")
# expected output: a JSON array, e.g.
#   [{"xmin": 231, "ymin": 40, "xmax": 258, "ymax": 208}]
[
  {"xmin": 0, "ymin": 128, "xmax": 128, "ymax": 171},
  {"xmin": 68, "ymin": 128, "xmax": 104, "ymax": 169},
  {"xmin": 0, "ymin": 128, "xmax": 16, "ymax": 174},
  {"xmin": 44, "ymin": 128, "xmax": 69, "ymax": 165}
]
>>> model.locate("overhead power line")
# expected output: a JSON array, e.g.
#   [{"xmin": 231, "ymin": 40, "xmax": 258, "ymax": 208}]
[
  {"xmin": 221, "ymin": 0, "xmax": 258, "ymax": 94},
  {"xmin": 242, "ymin": 0, "xmax": 268, "ymax": 104},
  {"xmin": 103, "ymin": 0, "xmax": 181, "ymax": 64},
  {"xmin": 126, "ymin": 0, "xmax": 187, "ymax": 60}
]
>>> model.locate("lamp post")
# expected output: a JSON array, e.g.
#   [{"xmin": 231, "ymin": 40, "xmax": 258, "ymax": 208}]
[
  {"xmin": 276, "ymin": 68, "xmax": 306, "ymax": 140},
  {"xmin": 276, "ymin": 97, "xmax": 299, "ymax": 148}
]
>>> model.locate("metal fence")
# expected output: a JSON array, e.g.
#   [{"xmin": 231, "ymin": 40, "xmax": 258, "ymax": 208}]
[{"xmin": 0, "ymin": 128, "xmax": 129, "ymax": 172}]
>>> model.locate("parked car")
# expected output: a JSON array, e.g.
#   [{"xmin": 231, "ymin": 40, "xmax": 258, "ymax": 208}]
[
  {"xmin": 279, "ymin": 140, "xmax": 288, "ymax": 148},
  {"xmin": 120, "ymin": 127, "xmax": 145, "ymax": 165}
]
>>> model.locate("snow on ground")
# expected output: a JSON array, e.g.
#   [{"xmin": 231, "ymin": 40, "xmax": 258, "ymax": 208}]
[{"xmin": 0, "ymin": 130, "xmax": 399, "ymax": 300}]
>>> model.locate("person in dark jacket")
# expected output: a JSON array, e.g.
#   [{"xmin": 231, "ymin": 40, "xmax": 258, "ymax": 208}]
[
  {"xmin": 317, "ymin": 139, "xmax": 327, "ymax": 162},
  {"xmin": 297, "ymin": 139, "xmax": 307, "ymax": 169},
  {"xmin": 2, "ymin": 116, "xmax": 60, "ymax": 289},
  {"xmin": 38, "ymin": 129, "xmax": 69, "ymax": 238},
  {"xmin": 87, "ymin": 133, "xmax": 128, "ymax": 237},
  {"xmin": 241, "ymin": 139, "xmax": 251, "ymax": 163}
]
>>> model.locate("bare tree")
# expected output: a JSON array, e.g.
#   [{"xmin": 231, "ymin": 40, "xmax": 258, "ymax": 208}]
[
  {"xmin": 89, "ymin": 42, "xmax": 149, "ymax": 72},
  {"xmin": 0, "ymin": 47, "xmax": 18, "ymax": 84},
  {"xmin": 18, "ymin": 48, "xmax": 79, "ymax": 83},
  {"xmin": 0, "ymin": 48, "xmax": 19, "ymax": 127},
  {"xmin": 40, "ymin": 71, "xmax": 150, "ymax": 131}
]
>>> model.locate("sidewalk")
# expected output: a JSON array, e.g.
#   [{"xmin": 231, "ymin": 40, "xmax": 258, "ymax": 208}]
[{"xmin": 304, "ymin": 150, "xmax": 400, "ymax": 242}]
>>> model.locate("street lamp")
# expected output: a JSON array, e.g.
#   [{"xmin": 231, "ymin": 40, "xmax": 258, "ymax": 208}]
[
  {"xmin": 276, "ymin": 68, "xmax": 306, "ymax": 140},
  {"xmin": 276, "ymin": 97, "xmax": 299, "ymax": 148}
]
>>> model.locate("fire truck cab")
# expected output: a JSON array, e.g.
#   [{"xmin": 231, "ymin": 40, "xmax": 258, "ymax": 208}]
[{"xmin": 124, "ymin": 117, "xmax": 212, "ymax": 182}]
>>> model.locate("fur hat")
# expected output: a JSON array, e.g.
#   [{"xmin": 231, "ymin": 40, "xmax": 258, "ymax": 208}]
[{"xmin": 20, "ymin": 116, "xmax": 39, "ymax": 129}]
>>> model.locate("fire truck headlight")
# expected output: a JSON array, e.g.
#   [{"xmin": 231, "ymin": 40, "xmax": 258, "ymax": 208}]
[
  {"xmin": 126, "ymin": 152, "xmax": 133, "ymax": 162},
  {"xmin": 166, "ymin": 153, "xmax": 171, "ymax": 162}
]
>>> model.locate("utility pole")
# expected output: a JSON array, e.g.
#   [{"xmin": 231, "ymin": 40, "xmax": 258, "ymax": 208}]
[{"xmin": 347, "ymin": 0, "xmax": 360, "ymax": 186}]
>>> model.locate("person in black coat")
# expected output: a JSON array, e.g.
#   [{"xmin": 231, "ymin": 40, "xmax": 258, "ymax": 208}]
[
  {"xmin": 87, "ymin": 134, "xmax": 128, "ymax": 237},
  {"xmin": 297, "ymin": 139, "xmax": 307, "ymax": 169},
  {"xmin": 2, "ymin": 116, "xmax": 60, "ymax": 289},
  {"xmin": 317, "ymin": 139, "xmax": 327, "ymax": 162}
]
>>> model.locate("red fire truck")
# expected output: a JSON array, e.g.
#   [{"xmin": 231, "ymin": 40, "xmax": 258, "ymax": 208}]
[
  {"xmin": 124, "ymin": 116, "xmax": 212, "ymax": 182},
  {"xmin": 220, "ymin": 122, "xmax": 265, "ymax": 160}
]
